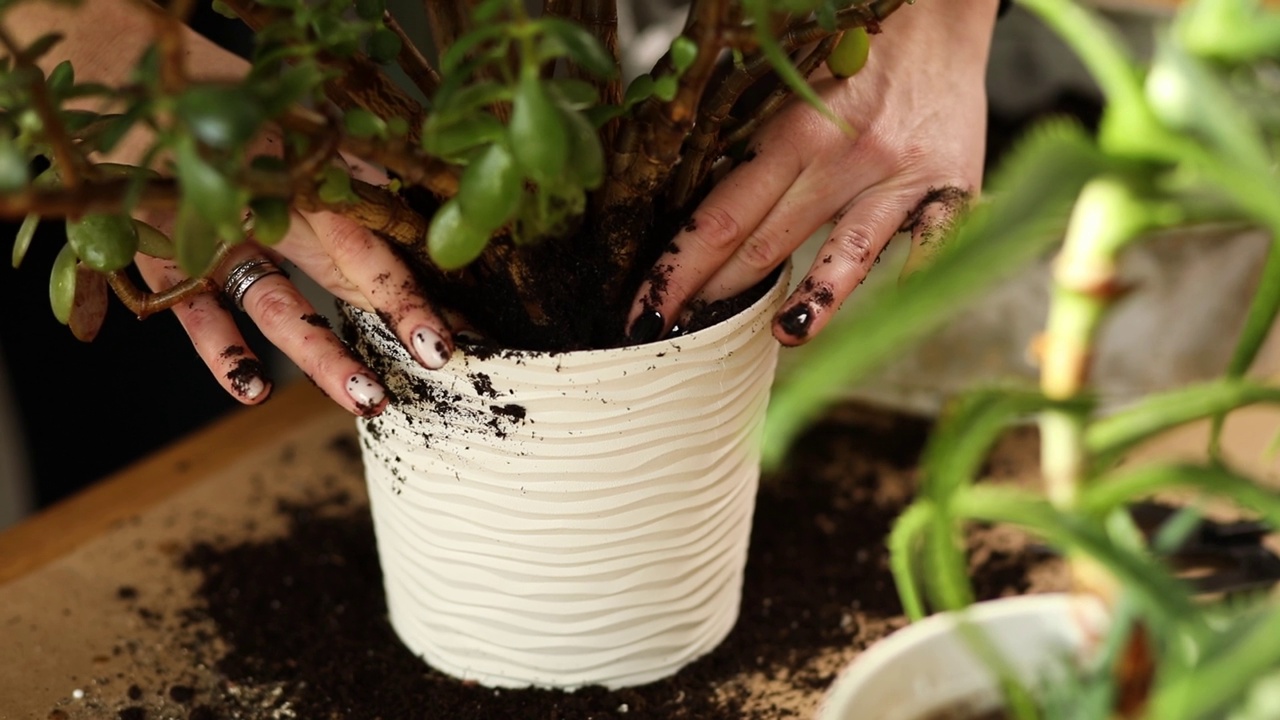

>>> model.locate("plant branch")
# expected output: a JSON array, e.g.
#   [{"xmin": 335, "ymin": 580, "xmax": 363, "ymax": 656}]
[
  {"xmin": 0, "ymin": 177, "xmax": 181, "ymax": 219},
  {"xmin": 599, "ymin": 0, "xmax": 729, "ymax": 296},
  {"xmin": 721, "ymin": 34, "xmax": 838, "ymax": 149},
  {"xmin": 383, "ymin": 11, "xmax": 440, "ymax": 99},
  {"xmin": 300, "ymin": 178, "xmax": 430, "ymax": 247},
  {"xmin": 106, "ymin": 270, "xmax": 219, "ymax": 319},
  {"xmin": 276, "ymin": 107, "xmax": 459, "ymax": 197},
  {"xmin": 424, "ymin": 0, "xmax": 468, "ymax": 61},
  {"xmin": 219, "ymin": 0, "xmax": 426, "ymax": 138}
]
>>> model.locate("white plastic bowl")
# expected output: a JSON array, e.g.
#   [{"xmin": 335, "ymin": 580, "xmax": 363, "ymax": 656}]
[{"xmin": 818, "ymin": 594, "xmax": 1109, "ymax": 720}]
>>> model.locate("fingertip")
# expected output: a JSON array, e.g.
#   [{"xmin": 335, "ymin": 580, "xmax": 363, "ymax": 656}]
[
  {"xmin": 346, "ymin": 373, "xmax": 388, "ymax": 417},
  {"xmin": 409, "ymin": 324, "xmax": 452, "ymax": 370},
  {"xmin": 626, "ymin": 306, "xmax": 665, "ymax": 345},
  {"xmin": 225, "ymin": 355, "xmax": 272, "ymax": 405},
  {"xmin": 773, "ymin": 302, "xmax": 816, "ymax": 347}
]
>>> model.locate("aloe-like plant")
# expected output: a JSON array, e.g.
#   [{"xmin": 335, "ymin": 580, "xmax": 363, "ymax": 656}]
[
  {"xmin": 0, "ymin": 0, "xmax": 909, "ymax": 350},
  {"xmin": 764, "ymin": 0, "xmax": 1280, "ymax": 717}
]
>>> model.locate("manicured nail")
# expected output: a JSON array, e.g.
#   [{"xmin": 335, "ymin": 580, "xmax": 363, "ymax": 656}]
[
  {"xmin": 346, "ymin": 374, "xmax": 386, "ymax": 409},
  {"xmin": 411, "ymin": 326, "xmax": 451, "ymax": 369},
  {"xmin": 778, "ymin": 303, "xmax": 814, "ymax": 339},
  {"xmin": 628, "ymin": 309, "xmax": 664, "ymax": 345},
  {"xmin": 226, "ymin": 358, "xmax": 268, "ymax": 401}
]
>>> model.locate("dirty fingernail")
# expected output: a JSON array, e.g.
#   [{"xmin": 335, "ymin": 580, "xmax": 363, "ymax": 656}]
[
  {"xmin": 227, "ymin": 359, "xmax": 268, "ymax": 402},
  {"xmin": 411, "ymin": 326, "xmax": 451, "ymax": 369},
  {"xmin": 346, "ymin": 374, "xmax": 386, "ymax": 411},
  {"xmin": 778, "ymin": 303, "xmax": 814, "ymax": 339},
  {"xmin": 628, "ymin": 309, "xmax": 664, "ymax": 345}
]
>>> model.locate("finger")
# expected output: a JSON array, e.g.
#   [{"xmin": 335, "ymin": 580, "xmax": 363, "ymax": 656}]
[
  {"xmin": 133, "ymin": 254, "xmax": 273, "ymax": 405},
  {"xmin": 691, "ymin": 170, "xmax": 858, "ymax": 306},
  {"xmin": 268, "ymin": 212, "xmax": 367, "ymax": 308},
  {"xmin": 625, "ymin": 144, "xmax": 805, "ymax": 343},
  {"xmin": 900, "ymin": 186, "xmax": 972, "ymax": 279},
  {"xmin": 307, "ymin": 210, "xmax": 454, "ymax": 370},
  {"xmin": 773, "ymin": 188, "xmax": 919, "ymax": 346},
  {"xmin": 223, "ymin": 249, "xmax": 390, "ymax": 417}
]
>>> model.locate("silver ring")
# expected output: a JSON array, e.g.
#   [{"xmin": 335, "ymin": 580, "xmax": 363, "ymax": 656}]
[{"xmin": 223, "ymin": 258, "xmax": 285, "ymax": 311}]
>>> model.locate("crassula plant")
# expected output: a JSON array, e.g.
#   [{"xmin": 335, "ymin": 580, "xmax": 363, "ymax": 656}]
[
  {"xmin": 762, "ymin": 0, "xmax": 1280, "ymax": 717},
  {"xmin": 1, "ymin": 0, "xmax": 904, "ymax": 352}
]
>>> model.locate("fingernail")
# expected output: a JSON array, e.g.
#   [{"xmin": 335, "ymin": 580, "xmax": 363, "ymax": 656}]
[
  {"xmin": 778, "ymin": 303, "xmax": 814, "ymax": 339},
  {"xmin": 347, "ymin": 374, "xmax": 386, "ymax": 410},
  {"xmin": 226, "ymin": 358, "xmax": 268, "ymax": 401},
  {"xmin": 411, "ymin": 326, "xmax": 451, "ymax": 369},
  {"xmin": 628, "ymin": 309, "xmax": 664, "ymax": 345}
]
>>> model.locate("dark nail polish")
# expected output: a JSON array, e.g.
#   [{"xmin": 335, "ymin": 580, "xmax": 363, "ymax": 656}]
[
  {"xmin": 628, "ymin": 309, "xmax": 665, "ymax": 345},
  {"xmin": 778, "ymin": 304, "xmax": 814, "ymax": 339}
]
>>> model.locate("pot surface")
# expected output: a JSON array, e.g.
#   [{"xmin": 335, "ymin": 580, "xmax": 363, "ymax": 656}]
[{"xmin": 345, "ymin": 267, "xmax": 790, "ymax": 689}]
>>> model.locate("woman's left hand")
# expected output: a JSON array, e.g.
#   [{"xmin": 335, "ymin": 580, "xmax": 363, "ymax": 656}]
[{"xmin": 626, "ymin": 0, "xmax": 1000, "ymax": 345}]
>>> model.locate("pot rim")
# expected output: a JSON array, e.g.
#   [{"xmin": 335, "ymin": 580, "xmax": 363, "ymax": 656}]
[{"xmin": 449, "ymin": 264, "xmax": 792, "ymax": 365}]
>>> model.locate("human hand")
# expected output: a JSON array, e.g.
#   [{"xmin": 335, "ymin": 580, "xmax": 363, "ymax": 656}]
[
  {"xmin": 12, "ymin": 0, "xmax": 452, "ymax": 416},
  {"xmin": 626, "ymin": 0, "xmax": 1000, "ymax": 345},
  {"xmin": 132, "ymin": 160, "xmax": 453, "ymax": 417}
]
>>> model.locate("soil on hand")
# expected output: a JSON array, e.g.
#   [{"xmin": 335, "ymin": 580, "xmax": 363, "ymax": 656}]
[{"xmin": 84, "ymin": 404, "xmax": 1057, "ymax": 720}]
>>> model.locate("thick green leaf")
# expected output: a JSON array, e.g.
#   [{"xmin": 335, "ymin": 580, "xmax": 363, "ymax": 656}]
[
  {"xmin": 46, "ymin": 60, "xmax": 74, "ymax": 97},
  {"xmin": 509, "ymin": 73, "xmax": 568, "ymax": 183},
  {"xmin": 23, "ymin": 33, "xmax": 63, "ymax": 63},
  {"xmin": 65, "ymin": 213, "xmax": 139, "ymax": 272},
  {"xmin": 250, "ymin": 197, "xmax": 291, "ymax": 245},
  {"xmin": 538, "ymin": 17, "xmax": 616, "ymax": 78},
  {"xmin": 827, "ymin": 28, "xmax": 870, "ymax": 79},
  {"xmin": 48, "ymin": 242, "xmax": 77, "ymax": 324},
  {"xmin": 562, "ymin": 105, "xmax": 604, "ymax": 189},
  {"xmin": 175, "ymin": 85, "xmax": 265, "ymax": 150},
  {"xmin": 174, "ymin": 203, "xmax": 219, "ymax": 277},
  {"xmin": 671, "ymin": 36, "xmax": 698, "ymax": 75},
  {"xmin": 428, "ymin": 199, "xmax": 489, "ymax": 270},
  {"xmin": 11, "ymin": 213, "xmax": 38, "ymax": 268},
  {"xmin": 367, "ymin": 27, "xmax": 402, "ymax": 64},
  {"xmin": 458, "ymin": 143, "xmax": 520, "ymax": 233},
  {"xmin": 421, "ymin": 114, "xmax": 504, "ymax": 159},
  {"xmin": 0, "ymin": 134, "xmax": 27, "ymax": 191},
  {"xmin": 344, "ymin": 107, "xmax": 386, "ymax": 138},
  {"xmin": 133, "ymin": 219, "xmax": 175, "ymax": 259},
  {"xmin": 353, "ymin": 0, "xmax": 384, "ymax": 22},
  {"xmin": 173, "ymin": 136, "xmax": 247, "ymax": 241},
  {"xmin": 317, "ymin": 166, "xmax": 357, "ymax": 205}
]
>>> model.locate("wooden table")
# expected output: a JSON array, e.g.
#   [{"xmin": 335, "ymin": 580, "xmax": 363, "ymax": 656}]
[
  {"xmin": 0, "ymin": 383, "xmax": 351, "ymax": 719},
  {"xmin": 3, "ymin": 381, "xmax": 1279, "ymax": 720}
]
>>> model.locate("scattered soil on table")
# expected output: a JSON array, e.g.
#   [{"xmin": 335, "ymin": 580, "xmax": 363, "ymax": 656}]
[{"xmin": 82, "ymin": 404, "xmax": 1057, "ymax": 720}]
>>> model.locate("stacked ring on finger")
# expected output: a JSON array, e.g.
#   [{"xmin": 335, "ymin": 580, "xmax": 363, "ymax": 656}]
[{"xmin": 223, "ymin": 257, "xmax": 286, "ymax": 311}]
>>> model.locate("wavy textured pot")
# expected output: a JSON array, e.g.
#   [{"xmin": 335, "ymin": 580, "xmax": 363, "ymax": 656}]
[
  {"xmin": 343, "ymin": 269, "xmax": 788, "ymax": 690},
  {"xmin": 817, "ymin": 594, "xmax": 1109, "ymax": 720}
]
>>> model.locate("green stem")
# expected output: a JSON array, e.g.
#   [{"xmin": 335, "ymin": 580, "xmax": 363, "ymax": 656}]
[{"xmin": 1039, "ymin": 176, "xmax": 1152, "ymax": 509}]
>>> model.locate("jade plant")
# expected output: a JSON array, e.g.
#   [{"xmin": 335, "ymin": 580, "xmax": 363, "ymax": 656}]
[
  {"xmin": 0, "ymin": 0, "xmax": 907, "ymax": 351},
  {"xmin": 764, "ymin": 0, "xmax": 1280, "ymax": 717}
]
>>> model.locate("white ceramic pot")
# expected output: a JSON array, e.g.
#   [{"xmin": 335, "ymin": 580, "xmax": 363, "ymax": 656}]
[
  {"xmin": 817, "ymin": 594, "xmax": 1109, "ymax": 720},
  {"xmin": 344, "ymin": 268, "xmax": 788, "ymax": 690}
]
